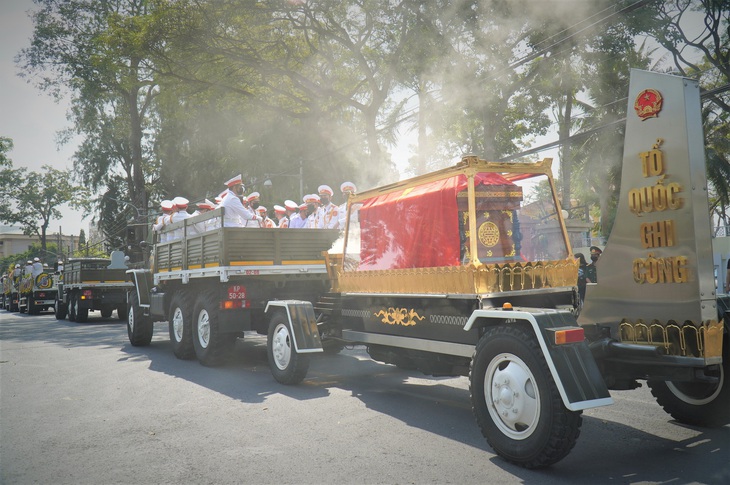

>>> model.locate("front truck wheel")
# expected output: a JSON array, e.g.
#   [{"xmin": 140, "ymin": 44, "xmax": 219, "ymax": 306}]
[
  {"xmin": 648, "ymin": 323, "xmax": 730, "ymax": 427},
  {"xmin": 267, "ymin": 310, "xmax": 310, "ymax": 385},
  {"xmin": 127, "ymin": 291, "xmax": 153, "ymax": 346},
  {"xmin": 192, "ymin": 291, "xmax": 235, "ymax": 366},
  {"xmin": 470, "ymin": 325, "xmax": 582, "ymax": 469},
  {"xmin": 169, "ymin": 291, "xmax": 195, "ymax": 359}
]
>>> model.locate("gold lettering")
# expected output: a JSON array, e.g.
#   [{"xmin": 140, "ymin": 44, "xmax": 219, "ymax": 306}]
[
  {"xmin": 667, "ymin": 183, "xmax": 683, "ymax": 210},
  {"xmin": 628, "ymin": 182, "xmax": 684, "ymax": 216},
  {"xmin": 632, "ymin": 254, "xmax": 690, "ymax": 284}
]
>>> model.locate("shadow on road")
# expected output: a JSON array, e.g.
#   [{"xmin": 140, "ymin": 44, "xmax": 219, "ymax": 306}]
[{"xmin": 4, "ymin": 311, "xmax": 729, "ymax": 481}]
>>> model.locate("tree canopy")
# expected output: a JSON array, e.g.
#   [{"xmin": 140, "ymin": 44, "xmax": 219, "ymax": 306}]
[{"xmin": 14, "ymin": 0, "xmax": 729, "ymax": 242}]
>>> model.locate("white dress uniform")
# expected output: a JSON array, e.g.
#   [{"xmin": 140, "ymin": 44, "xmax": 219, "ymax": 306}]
[
  {"xmin": 170, "ymin": 197, "xmax": 192, "ymax": 240},
  {"xmin": 221, "ymin": 189, "xmax": 255, "ymax": 227}
]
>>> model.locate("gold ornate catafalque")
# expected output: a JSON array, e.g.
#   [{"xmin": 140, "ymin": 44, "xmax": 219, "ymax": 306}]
[
  {"xmin": 618, "ymin": 318, "xmax": 724, "ymax": 360},
  {"xmin": 331, "ymin": 257, "xmax": 578, "ymax": 295}
]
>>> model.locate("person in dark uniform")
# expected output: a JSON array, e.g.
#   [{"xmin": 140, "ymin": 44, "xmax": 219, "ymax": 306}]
[
  {"xmin": 585, "ymin": 246, "xmax": 602, "ymax": 283},
  {"xmin": 575, "ymin": 253, "xmax": 588, "ymax": 304}
]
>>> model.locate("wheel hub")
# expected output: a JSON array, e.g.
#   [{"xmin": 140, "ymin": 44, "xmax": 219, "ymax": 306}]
[
  {"xmin": 486, "ymin": 354, "xmax": 540, "ymax": 439},
  {"xmin": 172, "ymin": 308, "xmax": 184, "ymax": 341},
  {"xmin": 197, "ymin": 310, "xmax": 210, "ymax": 348},
  {"xmin": 272, "ymin": 324, "xmax": 291, "ymax": 370}
]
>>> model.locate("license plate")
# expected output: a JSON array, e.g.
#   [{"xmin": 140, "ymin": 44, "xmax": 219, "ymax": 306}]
[{"xmin": 227, "ymin": 285, "xmax": 246, "ymax": 300}]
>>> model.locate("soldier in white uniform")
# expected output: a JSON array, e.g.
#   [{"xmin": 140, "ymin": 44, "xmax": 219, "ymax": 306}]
[
  {"xmin": 243, "ymin": 192, "xmax": 263, "ymax": 227},
  {"xmin": 289, "ymin": 202, "xmax": 307, "ymax": 229},
  {"xmin": 316, "ymin": 185, "xmax": 339, "ymax": 229},
  {"xmin": 220, "ymin": 175, "xmax": 257, "ymax": 227},
  {"xmin": 32, "ymin": 257, "xmax": 44, "ymax": 278},
  {"xmin": 338, "ymin": 181, "xmax": 357, "ymax": 230},
  {"xmin": 274, "ymin": 205, "xmax": 288, "ymax": 228},
  {"xmin": 256, "ymin": 206, "xmax": 276, "ymax": 228},
  {"xmin": 190, "ymin": 199, "xmax": 216, "ymax": 235},
  {"xmin": 170, "ymin": 196, "xmax": 192, "ymax": 240},
  {"xmin": 152, "ymin": 199, "xmax": 174, "ymax": 243},
  {"xmin": 303, "ymin": 194, "xmax": 321, "ymax": 228}
]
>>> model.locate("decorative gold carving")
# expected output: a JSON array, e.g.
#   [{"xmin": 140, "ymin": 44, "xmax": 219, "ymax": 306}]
[
  {"xmin": 374, "ymin": 308, "xmax": 425, "ymax": 326},
  {"xmin": 478, "ymin": 221, "xmax": 500, "ymax": 248},
  {"xmin": 619, "ymin": 319, "xmax": 723, "ymax": 360}
]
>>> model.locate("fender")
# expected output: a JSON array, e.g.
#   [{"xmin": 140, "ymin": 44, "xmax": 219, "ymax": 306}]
[
  {"xmin": 265, "ymin": 300, "xmax": 324, "ymax": 353},
  {"xmin": 465, "ymin": 307, "xmax": 613, "ymax": 412},
  {"xmin": 126, "ymin": 268, "xmax": 153, "ymax": 307}
]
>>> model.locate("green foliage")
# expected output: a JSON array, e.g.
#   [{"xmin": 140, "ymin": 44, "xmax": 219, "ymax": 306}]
[
  {"xmin": 13, "ymin": 0, "xmax": 728, "ymax": 243},
  {"xmin": 0, "ymin": 243, "xmax": 63, "ymax": 274},
  {"xmin": 0, "ymin": 147, "xmax": 89, "ymax": 253}
]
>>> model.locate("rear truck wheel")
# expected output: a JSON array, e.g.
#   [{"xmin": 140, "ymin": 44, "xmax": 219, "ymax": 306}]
[
  {"xmin": 267, "ymin": 310, "xmax": 310, "ymax": 385},
  {"xmin": 54, "ymin": 299, "xmax": 67, "ymax": 320},
  {"xmin": 127, "ymin": 291, "xmax": 153, "ymax": 346},
  {"xmin": 68, "ymin": 294, "xmax": 78, "ymax": 322},
  {"xmin": 75, "ymin": 297, "xmax": 89, "ymax": 323},
  {"xmin": 192, "ymin": 291, "xmax": 235, "ymax": 366},
  {"xmin": 169, "ymin": 291, "xmax": 195, "ymax": 360},
  {"xmin": 647, "ymin": 324, "xmax": 730, "ymax": 427},
  {"xmin": 101, "ymin": 308, "xmax": 113, "ymax": 318},
  {"xmin": 470, "ymin": 325, "xmax": 582, "ymax": 469},
  {"xmin": 27, "ymin": 295, "xmax": 38, "ymax": 315},
  {"xmin": 117, "ymin": 303, "xmax": 127, "ymax": 321}
]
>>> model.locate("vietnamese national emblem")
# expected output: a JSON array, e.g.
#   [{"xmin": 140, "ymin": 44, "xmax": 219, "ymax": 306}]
[{"xmin": 634, "ymin": 89, "xmax": 663, "ymax": 121}]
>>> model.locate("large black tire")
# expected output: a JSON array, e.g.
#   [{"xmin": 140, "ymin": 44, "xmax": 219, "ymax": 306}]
[
  {"xmin": 67, "ymin": 294, "xmax": 78, "ymax": 322},
  {"xmin": 54, "ymin": 299, "xmax": 67, "ymax": 320},
  {"xmin": 470, "ymin": 325, "xmax": 582, "ymax": 469},
  {"xmin": 267, "ymin": 310, "xmax": 310, "ymax": 385},
  {"xmin": 647, "ymin": 323, "xmax": 730, "ymax": 427},
  {"xmin": 117, "ymin": 303, "xmax": 127, "ymax": 321},
  {"xmin": 127, "ymin": 292, "xmax": 153, "ymax": 346},
  {"xmin": 169, "ymin": 291, "xmax": 195, "ymax": 360},
  {"xmin": 75, "ymin": 296, "xmax": 89, "ymax": 323},
  {"xmin": 101, "ymin": 308, "xmax": 113, "ymax": 318},
  {"xmin": 192, "ymin": 291, "xmax": 235, "ymax": 366},
  {"xmin": 27, "ymin": 295, "xmax": 38, "ymax": 315}
]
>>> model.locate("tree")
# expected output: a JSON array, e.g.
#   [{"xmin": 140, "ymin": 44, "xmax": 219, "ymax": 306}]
[
  {"xmin": 17, "ymin": 0, "xmax": 171, "ymax": 243},
  {"xmin": 0, "ymin": 160, "xmax": 88, "ymax": 256}
]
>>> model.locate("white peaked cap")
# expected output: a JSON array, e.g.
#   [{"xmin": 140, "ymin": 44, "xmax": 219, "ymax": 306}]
[
  {"xmin": 318, "ymin": 184, "xmax": 333, "ymax": 196},
  {"xmin": 256, "ymin": 206, "xmax": 267, "ymax": 213},
  {"xmin": 247, "ymin": 192, "xmax": 260, "ymax": 202},
  {"xmin": 172, "ymin": 196, "xmax": 189, "ymax": 208},
  {"xmin": 225, "ymin": 174, "xmax": 243, "ymax": 187},
  {"xmin": 340, "ymin": 181, "xmax": 356, "ymax": 193},
  {"xmin": 284, "ymin": 200, "xmax": 298, "ymax": 210},
  {"xmin": 274, "ymin": 205, "xmax": 286, "ymax": 213},
  {"xmin": 161, "ymin": 200, "xmax": 174, "ymax": 210}
]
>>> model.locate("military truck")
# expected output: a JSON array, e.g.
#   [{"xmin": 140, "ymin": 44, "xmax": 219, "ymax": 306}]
[
  {"xmin": 3, "ymin": 266, "xmax": 22, "ymax": 312},
  {"xmin": 55, "ymin": 251, "xmax": 133, "ymax": 322},
  {"xmin": 126, "ymin": 70, "xmax": 728, "ymax": 468},
  {"xmin": 17, "ymin": 268, "xmax": 58, "ymax": 315},
  {"xmin": 125, "ymin": 210, "xmax": 339, "ymax": 366}
]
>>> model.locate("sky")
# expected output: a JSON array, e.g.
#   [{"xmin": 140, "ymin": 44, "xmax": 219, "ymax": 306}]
[{"xmin": 1, "ymin": 0, "xmax": 88, "ymax": 236}]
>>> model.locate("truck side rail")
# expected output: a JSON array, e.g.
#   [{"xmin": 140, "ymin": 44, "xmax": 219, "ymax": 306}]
[{"xmin": 156, "ymin": 208, "xmax": 340, "ymax": 273}]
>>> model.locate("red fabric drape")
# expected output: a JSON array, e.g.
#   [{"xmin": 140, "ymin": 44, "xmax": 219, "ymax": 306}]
[{"xmin": 358, "ymin": 172, "xmax": 514, "ymax": 270}]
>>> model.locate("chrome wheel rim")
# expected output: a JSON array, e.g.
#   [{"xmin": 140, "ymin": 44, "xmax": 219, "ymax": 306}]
[
  {"xmin": 197, "ymin": 309, "xmax": 210, "ymax": 348},
  {"xmin": 484, "ymin": 353, "xmax": 540, "ymax": 440},
  {"xmin": 272, "ymin": 323, "xmax": 292, "ymax": 371},
  {"xmin": 172, "ymin": 307, "xmax": 184, "ymax": 342}
]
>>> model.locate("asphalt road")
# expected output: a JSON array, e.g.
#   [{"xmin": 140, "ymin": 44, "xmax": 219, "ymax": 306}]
[{"xmin": 1, "ymin": 310, "xmax": 729, "ymax": 485}]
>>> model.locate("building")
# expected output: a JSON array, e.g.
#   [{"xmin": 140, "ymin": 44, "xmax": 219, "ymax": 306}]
[{"xmin": 0, "ymin": 226, "xmax": 80, "ymax": 260}]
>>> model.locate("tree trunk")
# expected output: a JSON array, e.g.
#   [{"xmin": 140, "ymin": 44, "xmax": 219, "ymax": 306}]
[{"xmin": 559, "ymin": 88, "xmax": 573, "ymax": 213}]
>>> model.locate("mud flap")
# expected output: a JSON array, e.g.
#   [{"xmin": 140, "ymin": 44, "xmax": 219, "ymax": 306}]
[
  {"xmin": 126, "ymin": 269, "xmax": 153, "ymax": 307},
  {"xmin": 265, "ymin": 300, "xmax": 323, "ymax": 353},
  {"xmin": 465, "ymin": 308, "xmax": 613, "ymax": 411}
]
